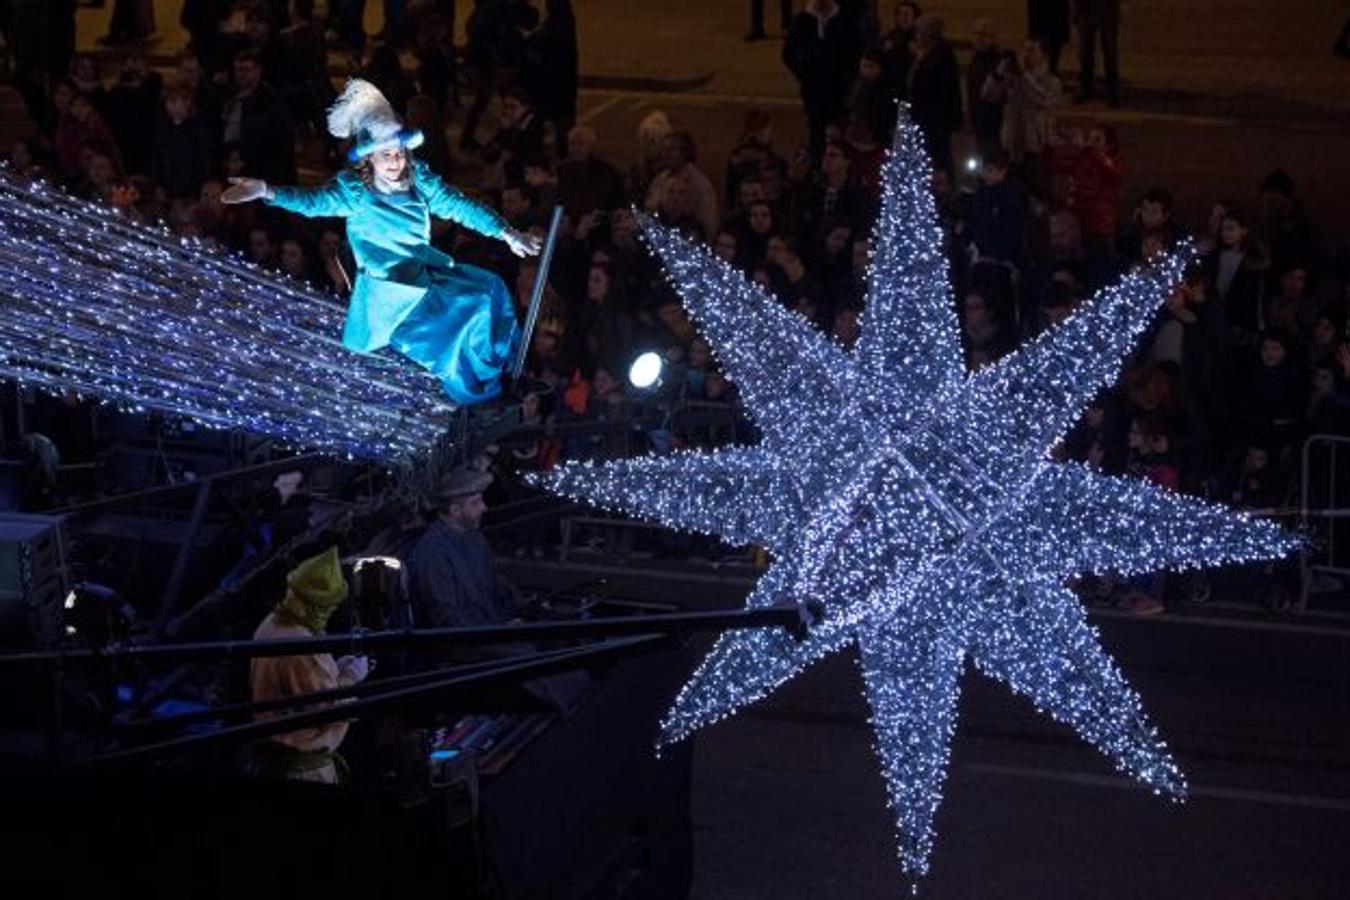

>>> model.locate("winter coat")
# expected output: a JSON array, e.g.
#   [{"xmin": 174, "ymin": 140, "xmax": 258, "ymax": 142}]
[
  {"xmin": 968, "ymin": 46, "xmax": 1011, "ymax": 152},
  {"xmin": 151, "ymin": 113, "xmax": 214, "ymax": 199},
  {"xmin": 221, "ymin": 83, "xmax": 294, "ymax": 185},
  {"xmin": 783, "ymin": 7, "xmax": 861, "ymax": 113},
  {"xmin": 969, "ymin": 181, "xmax": 1028, "ymax": 265},
  {"xmin": 907, "ymin": 41, "xmax": 963, "ymax": 138},
  {"xmin": 983, "ymin": 67, "xmax": 1063, "ymax": 161},
  {"xmin": 1028, "ymin": 0, "xmax": 1071, "ymax": 46}
]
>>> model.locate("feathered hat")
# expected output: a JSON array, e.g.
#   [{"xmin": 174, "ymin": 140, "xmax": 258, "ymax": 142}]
[{"xmin": 327, "ymin": 78, "xmax": 424, "ymax": 164}]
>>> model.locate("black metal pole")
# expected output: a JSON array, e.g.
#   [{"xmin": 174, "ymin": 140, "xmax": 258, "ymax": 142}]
[
  {"xmin": 154, "ymin": 479, "xmax": 213, "ymax": 637},
  {"xmin": 512, "ymin": 205, "xmax": 564, "ymax": 379},
  {"xmin": 0, "ymin": 604, "xmax": 817, "ymax": 667},
  {"xmin": 113, "ymin": 643, "xmax": 594, "ymax": 733},
  {"xmin": 86, "ymin": 635, "xmax": 664, "ymax": 766},
  {"xmin": 51, "ymin": 452, "xmax": 328, "ymax": 515}
]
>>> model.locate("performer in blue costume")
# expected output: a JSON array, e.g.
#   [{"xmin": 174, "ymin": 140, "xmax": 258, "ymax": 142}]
[{"xmin": 223, "ymin": 79, "xmax": 540, "ymax": 405}]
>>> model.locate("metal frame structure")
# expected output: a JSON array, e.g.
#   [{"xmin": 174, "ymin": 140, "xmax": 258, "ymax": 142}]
[{"xmin": 0, "ymin": 603, "xmax": 821, "ymax": 766}]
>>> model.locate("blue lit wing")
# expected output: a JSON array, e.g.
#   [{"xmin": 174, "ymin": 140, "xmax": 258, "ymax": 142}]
[
  {"xmin": 0, "ymin": 175, "xmax": 449, "ymax": 461},
  {"xmin": 538, "ymin": 446, "xmax": 803, "ymax": 553}
]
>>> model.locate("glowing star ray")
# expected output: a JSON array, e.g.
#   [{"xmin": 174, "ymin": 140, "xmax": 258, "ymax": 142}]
[
  {"xmin": 856, "ymin": 614, "xmax": 964, "ymax": 878},
  {"xmin": 539, "ymin": 446, "xmax": 803, "ymax": 553},
  {"xmin": 964, "ymin": 575, "xmax": 1185, "ymax": 794},
  {"xmin": 986, "ymin": 462, "xmax": 1303, "ymax": 581},
  {"xmin": 943, "ymin": 251, "xmax": 1190, "ymax": 483},
  {"xmin": 634, "ymin": 213, "xmax": 856, "ymax": 466},
  {"xmin": 0, "ymin": 172, "xmax": 452, "ymax": 462},
  {"xmin": 659, "ymin": 559, "xmax": 852, "ymax": 745},
  {"xmin": 855, "ymin": 107, "xmax": 964, "ymax": 428},
  {"xmin": 538, "ymin": 109, "xmax": 1298, "ymax": 883}
]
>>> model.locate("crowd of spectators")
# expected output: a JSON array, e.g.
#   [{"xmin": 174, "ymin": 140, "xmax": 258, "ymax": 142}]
[{"xmin": 3, "ymin": 1, "xmax": 1349, "ymax": 612}]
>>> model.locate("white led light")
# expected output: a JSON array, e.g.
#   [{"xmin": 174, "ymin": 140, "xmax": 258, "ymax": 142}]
[
  {"xmin": 352, "ymin": 555, "xmax": 403, "ymax": 572},
  {"xmin": 627, "ymin": 351, "xmax": 664, "ymax": 389}
]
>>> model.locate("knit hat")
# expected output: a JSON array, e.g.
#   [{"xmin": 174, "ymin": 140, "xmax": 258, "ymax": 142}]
[
  {"xmin": 427, "ymin": 468, "xmax": 493, "ymax": 507},
  {"xmin": 275, "ymin": 546, "xmax": 349, "ymax": 634},
  {"xmin": 327, "ymin": 78, "xmax": 424, "ymax": 164}
]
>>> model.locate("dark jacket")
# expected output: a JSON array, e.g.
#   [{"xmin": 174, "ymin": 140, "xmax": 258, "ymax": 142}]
[
  {"xmin": 968, "ymin": 181, "xmax": 1027, "ymax": 264},
  {"xmin": 1028, "ymin": 0, "xmax": 1070, "ymax": 46},
  {"xmin": 104, "ymin": 71, "xmax": 164, "ymax": 175},
  {"xmin": 406, "ymin": 519, "xmax": 518, "ymax": 630},
  {"xmin": 907, "ymin": 40, "xmax": 963, "ymax": 137},
  {"xmin": 530, "ymin": 0, "xmax": 579, "ymax": 120},
  {"xmin": 783, "ymin": 7, "xmax": 861, "ymax": 112},
  {"xmin": 151, "ymin": 112, "xmax": 214, "ymax": 199},
  {"xmin": 967, "ymin": 46, "xmax": 1011, "ymax": 150},
  {"xmin": 557, "ymin": 157, "xmax": 627, "ymax": 216},
  {"xmin": 1073, "ymin": 0, "xmax": 1121, "ymax": 27},
  {"xmin": 222, "ymin": 82, "xmax": 295, "ymax": 185},
  {"xmin": 484, "ymin": 113, "xmax": 546, "ymax": 185}
]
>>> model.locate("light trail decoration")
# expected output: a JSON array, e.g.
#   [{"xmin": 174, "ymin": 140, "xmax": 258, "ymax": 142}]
[
  {"xmin": 538, "ymin": 111, "xmax": 1300, "ymax": 881},
  {"xmin": 0, "ymin": 173, "xmax": 452, "ymax": 462}
]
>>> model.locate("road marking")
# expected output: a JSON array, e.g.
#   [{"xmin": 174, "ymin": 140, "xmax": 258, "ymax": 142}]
[
  {"xmin": 963, "ymin": 762, "xmax": 1350, "ymax": 812},
  {"xmin": 582, "ymin": 88, "xmax": 801, "ymax": 109},
  {"xmin": 1090, "ymin": 605, "xmax": 1350, "ymax": 639},
  {"xmin": 579, "ymin": 95, "xmax": 630, "ymax": 124},
  {"xmin": 576, "ymin": 88, "xmax": 1350, "ymax": 135}
]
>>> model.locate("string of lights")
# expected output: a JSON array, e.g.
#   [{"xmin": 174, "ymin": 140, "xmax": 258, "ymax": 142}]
[
  {"xmin": 0, "ymin": 172, "xmax": 453, "ymax": 462},
  {"xmin": 537, "ymin": 110, "xmax": 1301, "ymax": 883}
]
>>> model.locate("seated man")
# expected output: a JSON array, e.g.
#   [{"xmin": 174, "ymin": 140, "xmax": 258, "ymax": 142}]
[
  {"xmin": 248, "ymin": 546, "xmax": 370, "ymax": 783},
  {"xmin": 405, "ymin": 468, "xmax": 592, "ymax": 707},
  {"xmin": 406, "ymin": 468, "xmax": 521, "ymax": 636}
]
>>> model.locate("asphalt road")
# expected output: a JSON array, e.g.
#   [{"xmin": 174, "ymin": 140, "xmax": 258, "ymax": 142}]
[
  {"xmin": 685, "ymin": 611, "xmax": 1350, "ymax": 899},
  {"xmin": 505, "ymin": 558, "xmax": 1350, "ymax": 898}
]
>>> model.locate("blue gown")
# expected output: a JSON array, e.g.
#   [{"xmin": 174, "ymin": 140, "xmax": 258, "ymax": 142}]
[{"xmin": 266, "ymin": 160, "xmax": 518, "ymax": 404}]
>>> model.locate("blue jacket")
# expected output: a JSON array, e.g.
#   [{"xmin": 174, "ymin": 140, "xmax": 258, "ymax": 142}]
[{"xmin": 267, "ymin": 160, "xmax": 508, "ymax": 352}]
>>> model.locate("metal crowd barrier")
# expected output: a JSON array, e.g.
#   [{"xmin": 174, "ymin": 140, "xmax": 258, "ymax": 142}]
[{"xmin": 1299, "ymin": 433, "xmax": 1350, "ymax": 615}]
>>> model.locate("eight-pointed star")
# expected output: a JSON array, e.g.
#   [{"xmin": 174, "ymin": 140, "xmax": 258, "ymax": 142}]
[{"xmin": 538, "ymin": 112, "xmax": 1298, "ymax": 879}]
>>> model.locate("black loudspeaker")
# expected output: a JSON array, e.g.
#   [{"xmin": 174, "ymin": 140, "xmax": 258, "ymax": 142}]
[{"xmin": 0, "ymin": 513, "xmax": 68, "ymax": 650}]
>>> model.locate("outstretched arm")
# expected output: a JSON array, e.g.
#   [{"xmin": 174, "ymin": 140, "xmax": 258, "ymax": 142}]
[
  {"xmin": 222, "ymin": 173, "xmax": 359, "ymax": 219},
  {"xmin": 266, "ymin": 173, "xmax": 360, "ymax": 218},
  {"xmin": 415, "ymin": 162, "xmax": 541, "ymax": 257}
]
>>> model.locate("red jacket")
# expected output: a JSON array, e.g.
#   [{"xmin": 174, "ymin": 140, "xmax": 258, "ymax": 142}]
[{"xmin": 1070, "ymin": 147, "xmax": 1123, "ymax": 240}]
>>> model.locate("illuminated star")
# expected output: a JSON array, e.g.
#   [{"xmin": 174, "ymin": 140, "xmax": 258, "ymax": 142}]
[{"xmin": 538, "ymin": 112, "xmax": 1299, "ymax": 879}]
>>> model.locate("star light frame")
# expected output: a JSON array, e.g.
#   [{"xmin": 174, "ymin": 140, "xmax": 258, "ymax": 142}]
[{"xmin": 537, "ymin": 110, "xmax": 1299, "ymax": 882}]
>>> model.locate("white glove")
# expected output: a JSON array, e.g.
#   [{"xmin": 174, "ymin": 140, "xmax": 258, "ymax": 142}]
[
  {"xmin": 503, "ymin": 228, "xmax": 542, "ymax": 258},
  {"xmin": 337, "ymin": 654, "xmax": 371, "ymax": 684},
  {"xmin": 222, "ymin": 176, "xmax": 272, "ymax": 204}
]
